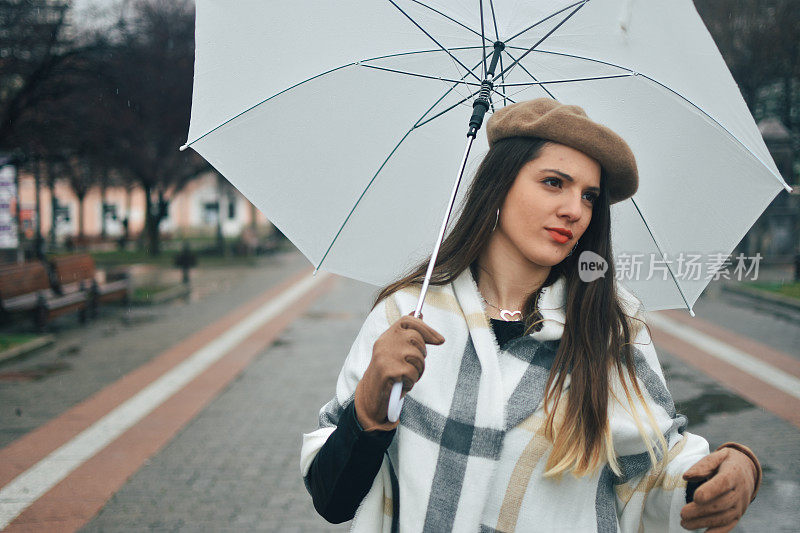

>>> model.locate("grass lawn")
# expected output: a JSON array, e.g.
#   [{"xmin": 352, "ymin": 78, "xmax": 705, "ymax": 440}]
[
  {"xmin": 43, "ymin": 236, "xmax": 290, "ymax": 269},
  {"xmin": 745, "ymin": 281, "xmax": 800, "ymax": 301},
  {"xmin": 76, "ymin": 249, "xmax": 263, "ymax": 269},
  {"xmin": 132, "ymin": 284, "xmax": 175, "ymax": 301},
  {"xmin": 0, "ymin": 333, "xmax": 39, "ymax": 352}
]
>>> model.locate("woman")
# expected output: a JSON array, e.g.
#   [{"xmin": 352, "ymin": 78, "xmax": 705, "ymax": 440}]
[{"xmin": 301, "ymin": 98, "xmax": 761, "ymax": 532}]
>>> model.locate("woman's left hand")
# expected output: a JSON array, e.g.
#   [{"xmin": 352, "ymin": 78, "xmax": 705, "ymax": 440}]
[{"xmin": 679, "ymin": 447, "xmax": 757, "ymax": 532}]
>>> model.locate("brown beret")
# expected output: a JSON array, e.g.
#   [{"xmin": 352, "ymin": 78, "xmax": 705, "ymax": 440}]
[{"xmin": 486, "ymin": 98, "xmax": 638, "ymax": 204}]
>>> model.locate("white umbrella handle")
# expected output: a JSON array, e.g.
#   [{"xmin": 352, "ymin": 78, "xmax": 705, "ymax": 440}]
[
  {"xmin": 386, "ymin": 42, "xmax": 502, "ymax": 424},
  {"xmin": 388, "ymin": 382, "xmax": 404, "ymax": 423},
  {"xmin": 386, "ymin": 135, "xmax": 476, "ymax": 423}
]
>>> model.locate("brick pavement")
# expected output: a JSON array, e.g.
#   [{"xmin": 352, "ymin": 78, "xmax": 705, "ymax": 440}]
[
  {"xmin": 81, "ymin": 274, "xmax": 800, "ymax": 532},
  {"xmin": 81, "ymin": 273, "xmax": 377, "ymax": 532},
  {"xmin": 0, "ymin": 251, "xmax": 311, "ymax": 449},
  {"xmin": 655, "ymin": 286, "xmax": 800, "ymax": 532},
  {"xmin": 3, "ymin": 252, "xmax": 797, "ymax": 531}
]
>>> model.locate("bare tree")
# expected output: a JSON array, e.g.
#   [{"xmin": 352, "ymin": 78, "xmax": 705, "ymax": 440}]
[
  {"xmin": 695, "ymin": 0, "xmax": 799, "ymax": 173},
  {"xmin": 98, "ymin": 0, "xmax": 208, "ymax": 255},
  {"xmin": 0, "ymin": 0, "xmax": 103, "ymax": 151}
]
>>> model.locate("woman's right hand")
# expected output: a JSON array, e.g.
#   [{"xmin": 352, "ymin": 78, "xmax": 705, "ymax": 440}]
[{"xmin": 354, "ymin": 313, "xmax": 445, "ymax": 432}]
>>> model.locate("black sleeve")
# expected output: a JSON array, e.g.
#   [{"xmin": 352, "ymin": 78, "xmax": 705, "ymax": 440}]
[{"xmin": 304, "ymin": 401, "xmax": 396, "ymax": 524}]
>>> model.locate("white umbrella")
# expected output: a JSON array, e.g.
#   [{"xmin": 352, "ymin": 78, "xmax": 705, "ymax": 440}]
[{"xmin": 183, "ymin": 0, "xmax": 793, "ymax": 419}]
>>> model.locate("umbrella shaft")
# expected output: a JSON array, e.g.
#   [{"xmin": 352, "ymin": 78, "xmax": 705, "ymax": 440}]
[{"xmin": 414, "ymin": 135, "xmax": 475, "ymax": 319}]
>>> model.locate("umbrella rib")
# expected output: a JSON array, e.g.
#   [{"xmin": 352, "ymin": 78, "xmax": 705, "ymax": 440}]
[
  {"xmin": 628, "ymin": 197, "xmax": 694, "ymax": 314},
  {"xmin": 358, "ymin": 64, "xmax": 483, "ymax": 87},
  {"xmin": 415, "ymin": 90, "xmax": 480, "ymax": 129},
  {"xmin": 408, "ymin": 0, "xmax": 487, "ymax": 42},
  {"xmin": 314, "ymin": 56, "xmax": 495, "ymax": 274},
  {"xmin": 498, "ymin": 73, "xmax": 634, "ymax": 87},
  {"xmin": 495, "ymin": 62, "xmax": 785, "ymax": 190},
  {"xmin": 415, "ymin": 84, "xmax": 516, "ymax": 130},
  {"xmin": 504, "ymin": 0, "xmax": 589, "ymax": 45},
  {"xmin": 501, "ymin": 48, "xmax": 557, "ymax": 101},
  {"xmin": 494, "ymin": 48, "xmax": 790, "ymax": 189},
  {"xmin": 386, "ymin": 0, "xmax": 483, "ymax": 84},
  {"xmin": 497, "ymin": 1, "xmax": 588, "ymax": 81},
  {"xmin": 181, "ymin": 63, "xmax": 355, "ymax": 150},
  {"xmin": 183, "ymin": 47, "xmax": 487, "ymax": 150},
  {"xmin": 480, "ymin": 0, "xmax": 487, "ymax": 79},
  {"xmin": 488, "ymin": 0, "xmax": 508, "ymax": 107},
  {"xmin": 635, "ymin": 72, "xmax": 791, "ymax": 191},
  {"xmin": 503, "ymin": 45, "xmax": 636, "ymax": 75},
  {"xmin": 362, "ymin": 45, "xmax": 485, "ymax": 63},
  {"xmin": 413, "ymin": 49, "xmax": 512, "ymax": 128}
]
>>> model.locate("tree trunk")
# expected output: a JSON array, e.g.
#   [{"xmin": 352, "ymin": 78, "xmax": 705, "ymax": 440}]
[
  {"xmin": 100, "ymin": 177, "xmax": 107, "ymax": 240},
  {"xmin": 13, "ymin": 165, "xmax": 24, "ymax": 262},
  {"xmin": 76, "ymin": 192, "xmax": 85, "ymax": 242},
  {"xmin": 48, "ymin": 164, "xmax": 57, "ymax": 249},
  {"xmin": 143, "ymin": 183, "xmax": 160, "ymax": 255},
  {"xmin": 216, "ymin": 173, "xmax": 225, "ymax": 255},
  {"xmin": 33, "ymin": 159, "xmax": 44, "ymax": 258}
]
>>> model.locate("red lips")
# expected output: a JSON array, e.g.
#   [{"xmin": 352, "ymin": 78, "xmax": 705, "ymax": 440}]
[
  {"xmin": 545, "ymin": 227, "xmax": 573, "ymax": 239},
  {"xmin": 546, "ymin": 229, "xmax": 569, "ymax": 244}
]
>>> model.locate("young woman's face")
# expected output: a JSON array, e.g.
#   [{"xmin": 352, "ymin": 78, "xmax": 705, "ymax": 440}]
[{"xmin": 496, "ymin": 142, "xmax": 602, "ymax": 268}]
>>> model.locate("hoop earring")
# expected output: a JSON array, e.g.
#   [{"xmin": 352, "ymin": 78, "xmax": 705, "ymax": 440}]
[
  {"xmin": 492, "ymin": 208, "xmax": 499, "ymax": 232},
  {"xmin": 566, "ymin": 241, "xmax": 578, "ymax": 257}
]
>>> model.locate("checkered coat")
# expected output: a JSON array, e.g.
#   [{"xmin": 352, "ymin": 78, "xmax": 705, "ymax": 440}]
[{"xmin": 301, "ymin": 269, "xmax": 710, "ymax": 532}]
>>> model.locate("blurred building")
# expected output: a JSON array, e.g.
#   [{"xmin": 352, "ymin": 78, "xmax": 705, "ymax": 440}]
[
  {"xmin": 12, "ymin": 171, "xmax": 273, "ymax": 243},
  {"xmin": 737, "ymin": 118, "xmax": 799, "ymax": 262}
]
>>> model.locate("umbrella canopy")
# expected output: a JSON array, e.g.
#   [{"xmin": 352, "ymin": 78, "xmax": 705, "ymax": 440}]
[{"xmin": 184, "ymin": 0, "xmax": 792, "ymax": 314}]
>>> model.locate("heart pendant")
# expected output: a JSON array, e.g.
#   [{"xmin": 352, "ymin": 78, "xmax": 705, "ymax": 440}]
[{"xmin": 500, "ymin": 310, "xmax": 522, "ymax": 321}]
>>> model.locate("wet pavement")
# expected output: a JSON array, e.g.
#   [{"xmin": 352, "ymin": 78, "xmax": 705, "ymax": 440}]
[{"xmin": 0, "ymin": 250, "xmax": 798, "ymax": 531}]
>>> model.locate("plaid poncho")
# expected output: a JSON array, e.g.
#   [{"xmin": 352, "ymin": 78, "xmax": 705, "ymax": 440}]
[{"xmin": 301, "ymin": 269, "xmax": 709, "ymax": 532}]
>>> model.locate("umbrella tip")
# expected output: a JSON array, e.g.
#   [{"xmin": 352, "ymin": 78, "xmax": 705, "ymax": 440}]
[
  {"xmin": 785, "ymin": 183, "xmax": 794, "ymax": 193},
  {"xmin": 688, "ymin": 307, "xmax": 696, "ymax": 318},
  {"xmin": 179, "ymin": 144, "xmax": 189, "ymax": 152}
]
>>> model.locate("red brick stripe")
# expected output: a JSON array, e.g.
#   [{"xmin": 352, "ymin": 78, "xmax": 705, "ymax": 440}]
[
  {"xmin": 661, "ymin": 309, "xmax": 800, "ymax": 380},
  {"xmin": 650, "ymin": 312, "xmax": 800, "ymax": 430},
  {"xmin": 0, "ymin": 269, "xmax": 335, "ymax": 531}
]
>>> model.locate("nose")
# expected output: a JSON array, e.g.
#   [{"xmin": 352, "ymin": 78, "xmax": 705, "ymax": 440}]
[{"xmin": 556, "ymin": 191, "xmax": 584, "ymax": 222}]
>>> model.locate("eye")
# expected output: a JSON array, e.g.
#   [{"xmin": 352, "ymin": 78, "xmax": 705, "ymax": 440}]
[{"xmin": 544, "ymin": 177, "xmax": 598, "ymax": 203}]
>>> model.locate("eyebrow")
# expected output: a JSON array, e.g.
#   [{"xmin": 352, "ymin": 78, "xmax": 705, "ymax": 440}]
[{"xmin": 542, "ymin": 169, "xmax": 601, "ymax": 194}]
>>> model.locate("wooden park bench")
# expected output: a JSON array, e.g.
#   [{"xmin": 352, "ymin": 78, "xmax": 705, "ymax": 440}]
[
  {"xmin": 50, "ymin": 254, "xmax": 130, "ymax": 318},
  {"xmin": 0, "ymin": 262, "xmax": 88, "ymax": 330}
]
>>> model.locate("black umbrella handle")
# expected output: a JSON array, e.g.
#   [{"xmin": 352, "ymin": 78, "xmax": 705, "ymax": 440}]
[{"xmin": 468, "ymin": 41, "xmax": 505, "ymax": 138}]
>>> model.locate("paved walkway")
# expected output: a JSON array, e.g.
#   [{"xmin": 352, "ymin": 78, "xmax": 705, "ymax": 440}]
[{"xmin": 0, "ymin": 249, "xmax": 797, "ymax": 531}]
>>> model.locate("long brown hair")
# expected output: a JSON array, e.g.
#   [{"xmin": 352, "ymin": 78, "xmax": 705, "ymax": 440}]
[{"xmin": 372, "ymin": 137, "xmax": 666, "ymax": 478}]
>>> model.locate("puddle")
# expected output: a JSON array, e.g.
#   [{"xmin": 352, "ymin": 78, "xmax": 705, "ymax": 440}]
[
  {"xmin": 661, "ymin": 362, "xmax": 704, "ymax": 383},
  {"xmin": 120, "ymin": 310, "xmax": 162, "ymax": 326},
  {"xmin": 270, "ymin": 337, "xmax": 290, "ymax": 348},
  {"xmin": 675, "ymin": 389, "xmax": 754, "ymax": 425},
  {"xmin": 58, "ymin": 345, "xmax": 82, "ymax": 358},
  {"xmin": 0, "ymin": 361, "xmax": 72, "ymax": 382}
]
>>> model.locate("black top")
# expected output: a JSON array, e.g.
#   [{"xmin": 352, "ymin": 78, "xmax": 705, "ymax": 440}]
[{"xmin": 490, "ymin": 318, "xmax": 527, "ymax": 349}]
